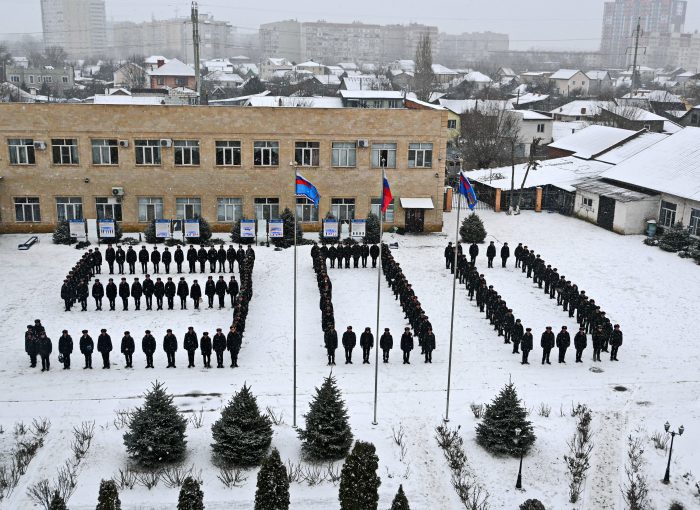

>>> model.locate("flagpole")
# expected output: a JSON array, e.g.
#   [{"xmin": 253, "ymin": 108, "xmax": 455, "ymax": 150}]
[
  {"xmin": 372, "ymin": 167, "xmax": 384, "ymax": 426},
  {"xmin": 445, "ymin": 167, "xmax": 463, "ymax": 423},
  {"xmin": 292, "ymin": 164, "xmax": 298, "ymax": 428}
]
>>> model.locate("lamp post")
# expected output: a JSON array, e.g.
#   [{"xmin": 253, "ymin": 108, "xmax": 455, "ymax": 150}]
[
  {"xmin": 514, "ymin": 427, "xmax": 523, "ymax": 489},
  {"xmin": 662, "ymin": 421, "xmax": 684, "ymax": 484}
]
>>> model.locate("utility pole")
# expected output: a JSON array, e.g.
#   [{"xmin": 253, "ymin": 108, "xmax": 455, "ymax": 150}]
[
  {"xmin": 191, "ymin": 1, "xmax": 201, "ymax": 104},
  {"xmin": 631, "ymin": 17, "xmax": 642, "ymax": 90}
]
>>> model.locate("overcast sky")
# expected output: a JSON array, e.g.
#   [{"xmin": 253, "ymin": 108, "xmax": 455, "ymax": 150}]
[{"xmin": 1, "ymin": 0, "xmax": 699, "ymax": 51}]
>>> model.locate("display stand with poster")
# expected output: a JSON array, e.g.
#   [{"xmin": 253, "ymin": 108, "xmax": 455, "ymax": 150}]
[
  {"xmin": 269, "ymin": 219, "xmax": 284, "ymax": 238},
  {"xmin": 184, "ymin": 219, "xmax": 200, "ymax": 238},
  {"xmin": 240, "ymin": 219, "xmax": 256, "ymax": 240},
  {"xmin": 69, "ymin": 219, "xmax": 87, "ymax": 241},
  {"xmin": 351, "ymin": 219, "xmax": 366, "ymax": 238},
  {"xmin": 155, "ymin": 219, "xmax": 171, "ymax": 239},
  {"xmin": 98, "ymin": 219, "xmax": 116, "ymax": 240},
  {"xmin": 323, "ymin": 219, "xmax": 338, "ymax": 238}
]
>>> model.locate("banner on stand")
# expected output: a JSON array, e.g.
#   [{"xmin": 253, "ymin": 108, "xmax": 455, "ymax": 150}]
[
  {"xmin": 98, "ymin": 220, "xmax": 115, "ymax": 238},
  {"xmin": 351, "ymin": 219, "xmax": 366, "ymax": 238},
  {"xmin": 240, "ymin": 219, "xmax": 256, "ymax": 238},
  {"xmin": 269, "ymin": 219, "xmax": 284, "ymax": 238},
  {"xmin": 184, "ymin": 219, "xmax": 200, "ymax": 238},
  {"xmin": 69, "ymin": 219, "xmax": 85, "ymax": 238},
  {"xmin": 155, "ymin": 219, "xmax": 171, "ymax": 238},
  {"xmin": 323, "ymin": 220, "xmax": 338, "ymax": 238}
]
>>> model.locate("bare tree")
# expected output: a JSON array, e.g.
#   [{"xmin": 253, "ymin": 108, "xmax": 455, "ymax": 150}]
[
  {"xmin": 514, "ymin": 138, "xmax": 542, "ymax": 214},
  {"xmin": 43, "ymin": 46, "xmax": 68, "ymax": 67},
  {"xmin": 458, "ymin": 105, "xmax": 521, "ymax": 170},
  {"xmin": 116, "ymin": 59, "xmax": 147, "ymax": 90},
  {"xmin": 413, "ymin": 33, "xmax": 435, "ymax": 102}
]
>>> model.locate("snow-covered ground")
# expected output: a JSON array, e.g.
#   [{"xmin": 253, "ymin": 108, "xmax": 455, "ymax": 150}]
[{"xmin": 1, "ymin": 210, "xmax": 699, "ymax": 509}]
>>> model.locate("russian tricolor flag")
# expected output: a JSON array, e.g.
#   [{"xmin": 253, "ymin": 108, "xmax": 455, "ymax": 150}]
[
  {"xmin": 295, "ymin": 173, "xmax": 320, "ymax": 206},
  {"xmin": 382, "ymin": 177, "xmax": 393, "ymax": 213},
  {"xmin": 458, "ymin": 171, "xmax": 478, "ymax": 210}
]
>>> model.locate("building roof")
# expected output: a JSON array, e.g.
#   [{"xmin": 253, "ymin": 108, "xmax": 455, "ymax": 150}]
[
  {"xmin": 208, "ymin": 90, "xmax": 271, "ymax": 105},
  {"xmin": 553, "ymin": 120, "xmax": 588, "ymax": 141},
  {"xmin": 601, "ymin": 106, "xmax": 667, "ymax": 122},
  {"xmin": 585, "ymin": 70, "xmax": 610, "ymax": 80},
  {"xmin": 296, "ymin": 60, "xmax": 323, "ymax": 68},
  {"xmin": 204, "ymin": 70, "xmax": 243, "ymax": 84},
  {"xmin": 342, "ymin": 75, "xmax": 391, "ymax": 91},
  {"xmin": 498, "ymin": 67, "xmax": 516, "ymax": 77},
  {"xmin": 431, "ymin": 64, "xmax": 458, "ymax": 75},
  {"xmin": 437, "ymin": 98, "xmax": 513, "ymax": 114},
  {"xmin": 593, "ymin": 131, "xmax": 667, "ymax": 165},
  {"xmin": 246, "ymin": 96, "xmax": 344, "ymax": 108},
  {"xmin": 621, "ymin": 89, "xmax": 682, "ymax": 103},
  {"xmin": 461, "ymin": 71, "xmax": 492, "ymax": 83},
  {"xmin": 601, "ymin": 127, "xmax": 700, "ymax": 201},
  {"xmin": 663, "ymin": 120, "xmax": 683, "ymax": 134},
  {"xmin": 574, "ymin": 179, "xmax": 655, "ymax": 202},
  {"xmin": 149, "ymin": 58, "xmax": 194, "ymax": 77},
  {"xmin": 513, "ymin": 92, "xmax": 549, "ymax": 106},
  {"xmin": 337, "ymin": 62, "xmax": 358, "ymax": 70},
  {"xmin": 265, "ymin": 58, "xmax": 292, "ymax": 66},
  {"xmin": 548, "ymin": 125, "xmax": 640, "ymax": 159},
  {"xmin": 313, "ymin": 75, "xmax": 341, "ymax": 86},
  {"xmin": 549, "ymin": 69, "xmax": 582, "ymax": 80},
  {"xmin": 144, "ymin": 55, "xmax": 169, "ymax": 64},
  {"xmin": 550, "ymin": 100, "xmax": 614, "ymax": 117},
  {"xmin": 93, "ymin": 95, "xmax": 166, "ymax": 105},
  {"xmin": 339, "ymin": 90, "xmax": 405, "ymax": 99},
  {"xmin": 515, "ymin": 110, "xmax": 551, "ymax": 121}
]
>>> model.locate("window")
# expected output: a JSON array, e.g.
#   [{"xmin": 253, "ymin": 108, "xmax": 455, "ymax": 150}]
[
  {"xmin": 156, "ymin": 77, "xmax": 165, "ymax": 86},
  {"xmin": 254, "ymin": 141, "xmax": 279, "ymax": 166},
  {"xmin": 51, "ymin": 138, "xmax": 79, "ymax": 164},
  {"xmin": 217, "ymin": 198, "xmax": 243, "ymax": 222},
  {"xmin": 537, "ymin": 123, "xmax": 546, "ymax": 133},
  {"xmin": 176, "ymin": 77, "xmax": 187, "ymax": 87},
  {"xmin": 254, "ymin": 198, "xmax": 280, "ymax": 220},
  {"xmin": 216, "ymin": 141, "xmax": 241, "ymax": 166},
  {"xmin": 44, "ymin": 76, "xmax": 52, "ymax": 83},
  {"xmin": 174, "ymin": 140, "xmax": 200, "ymax": 166},
  {"xmin": 9, "ymin": 75, "xmax": 20, "ymax": 83},
  {"xmin": 331, "ymin": 198, "xmax": 355, "ymax": 221},
  {"xmin": 62, "ymin": 76, "xmax": 69, "ymax": 84},
  {"xmin": 56, "ymin": 197, "xmax": 83, "ymax": 221},
  {"xmin": 582, "ymin": 197, "xmax": 594, "ymax": 210},
  {"xmin": 371, "ymin": 143, "xmax": 396, "ymax": 168},
  {"xmin": 295, "ymin": 141, "xmax": 320, "ymax": 166},
  {"xmin": 29, "ymin": 75, "xmax": 34, "ymax": 84},
  {"xmin": 95, "ymin": 197, "xmax": 122, "ymax": 221},
  {"xmin": 408, "ymin": 143, "xmax": 433, "ymax": 168},
  {"xmin": 176, "ymin": 198, "xmax": 202, "ymax": 220},
  {"xmin": 296, "ymin": 197, "xmax": 319, "ymax": 222},
  {"xmin": 8, "ymin": 139, "xmax": 35, "ymax": 165},
  {"xmin": 659, "ymin": 200, "xmax": 677, "ymax": 227},
  {"xmin": 135, "ymin": 140, "xmax": 161, "ymax": 165},
  {"xmin": 331, "ymin": 142, "xmax": 356, "ymax": 167},
  {"xmin": 691, "ymin": 113, "xmax": 699, "ymax": 126},
  {"xmin": 371, "ymin": 198, "xmax": 395, "ymax": 222},
  {"xmin": 447, "ymin": 119, "xmax": 457, "ymax": 129},
  {"xmin": 14, "ymin": 197, "xmax": 40, "ymax": 222},
  {"xmin": 689, "ymin": 209, "xmax": 700, "ymax": 237},
  {"xmin": 138, "ymin": 197, "xmax": 164, "ymax": 222},
  {"xmin": 92, "ymin": 139, "xmax": 118, "ymax": 165}
]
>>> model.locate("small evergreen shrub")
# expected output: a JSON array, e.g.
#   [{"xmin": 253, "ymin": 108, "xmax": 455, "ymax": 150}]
[
  {"xmin": 96, "ymin": 479, "xmax": 121, "ymax": 510},
  {"xmin": 390, "ymin": 484, "xmax": 410, "ymax": 510},
  {"xmin": 364, "ymin": 213, "xmax": 381, "ymax": 244},
  {"xmin": 271, "ymin": 208, "xmax": 303, "ymax": 248},
  {"xmin": 177, "ymin": 476, "xmax": 204, "ymax": 510},
  {"xmin": 254, "ymin": 448, "xmax": 289, "ymax": 510},
  {"xmin": 338, "ymin": 441, "xmax": 381, "ymax": 510},
  {"xmin": 186, "ymin": 216, "xmax": 212, "ymax": 244},
  {"xmin": 476, "ymin": 382, "xmax": 535, "ymax": 457},
  {"xmin": 658, "ymin": 223, "xmax": 690, "ymax": 252},
  {"xmin": 52, "ymin": 220, "xmax": 76, "ymax": 245},
  {"xmin": 460, "ymin": 213, "xmax": 487, "ymax": 244},
  {"xmin": 519, "ymin": 499, "xmax": 546, "ymax": 510},
  {"xmin": 230, "ymin": 218, "xmax": 255, "ymax": 245}
]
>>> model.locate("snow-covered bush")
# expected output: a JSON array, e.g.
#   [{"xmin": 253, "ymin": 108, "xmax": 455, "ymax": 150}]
[
  {"xmin": 52, "ymin": 221, "xmax": 76, "ymax": 245},
  {"xmin": 271, "ymin": 208, "xmax": 303, "ymax": 249},
  {"xmin": 95, "ymin": 479, "xmax": 121, "ymax": 509},
  {"xmin": 364, "ymin": 213, "xmax": 381, "ymax": 244},
  {"xmin": 390, "ymin": 485, "xmax": 410, "ymax": 510},
  {"xmin": 476, "ymin": 383, "xmax": 535, "ymax": 456},
  {"xmin": 519, "ymin": 499, "xmax": 546, "ymax": 510},
  {"xmin": 254, "ymin": 448, "xmax": 289, "ymax": 510},
  {"xmin": 658, "ymin": 223, "xmax": 691, "ymax": 252},
  {"xmin": 460, "ymin": 213, "xmax": 487, "ymax": 244},
  {"xmin": 338, "ymin": 441, "xmax": 380, "ymax": 510},
  {"xmin": 177, "ymin": 476, "xmax": 203, "ymax": 510}
]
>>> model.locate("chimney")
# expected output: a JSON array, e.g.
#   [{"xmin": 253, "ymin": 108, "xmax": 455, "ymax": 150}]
[{"xmin": 157, "ymin": 59, "xmax": 165, "ymax": 68}]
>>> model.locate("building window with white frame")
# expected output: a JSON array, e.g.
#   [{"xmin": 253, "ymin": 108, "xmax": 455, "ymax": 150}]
[
  {"xmin": 56, "ymin": 197, "xmax": 83, "ymax": 221},
  {"xmin": 582, "ymin": 197, "xmax": 594, "ymax": 210},
  {"xmin": 371, "ymin": 143, "xmax": 396, "ymax": 168},
  {"xmin": 370, "ymin": 198, "xmax": 395, "ymax": 222},
  {"xmin": 253, "ymin": 141, "xmax": 279, "ymax": 166},
  {"xmin": 51, "ymin": 138, "xmax": 79, "ymax": 165},
  {"xmin": 135, "ymin": 140, "xmax": 161, "ymax": 165},
  {"xmin": 14, "ymin": 197, "xmax": 41, "ymax": 222},
  {"xmin": 217, "ymin": 198, "xmax": 243, "ymax": 222},
  {"xmin": 92, "ymin": 139, "xmax": 119, "ymax": 165},
  {"xmin": 174, "ymin": 140, "xmax": 200, "ymax": 166},
  {"xmin": 296, "ymin": 197, "xmax": 319, "ymax": 222},
  {"xmin": 8, "ymin": 138, "xmax": 35, "ymax": 165},
  {"xmin": 95, "ymin": 197, "xmax": 122, "ymax": 221},
  {"xmin": 537, "ymin": 123, "xmax": 546, "ymax": 133},
  {"xmin": 659, "ymin": 200, "xmax": 677, "ymax": 227},
  {"xmin": 254, "ymin": 197, "xmax": 280, "ymax": 220},
  {"xmin": 138, "ymin": 197, "xmax": 164, "ymax": 222},
  {"xmin": 408, "ymin": 142, "xmax": 433, "ymax": 168},
  {"xmin": 216, "ymin": 141, "xmax": 241, "ymax": 166},
  {"xmin": 295, "ymin": 141, "xmax": 320, "ymax": 166},
  {"xmin": 176, "ymin": 197, "xmax": 201, "ymax": 220},
  {"xmin": 689, "ymin": 208, "xmax": 700, "ymax": 237},
  {"xmin": 447, "ymin": 119, "xmax": 457, "ymax": 129},
  {"xmin": 332, "ymin": 142, "xmax": 356, "ymax": 167},
  {"xmin": 331, "ymin": 198, "xmax": 355, "ymax": 221}
]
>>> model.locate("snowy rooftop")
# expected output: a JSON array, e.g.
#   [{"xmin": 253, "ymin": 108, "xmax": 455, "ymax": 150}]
[
  {"xmin": 548, "ymin": 125, "xmax": 639, "ymax": 159},
  {"xmin": 339, "ymin": 90, "xmax": 405, "ymax": 99},
  {"xmin": 513, "ymin": 93, "xmax": 549, "ymax": 106},
  {"xmin": 437, "ymin": 99, "xmax": 513, "ymax": 114},
  {"xmin": 246, "ymin": 96, "xmax": 344, "ymax": 108},
  {"xmin": 149, "ymin": 58, "xmax": 195, "ymax": 77},
  {"xmin": 513, "ymin": 110, "xmax": 551, "ymax": 121},
  {"xmin": 461, "ymin": 71, "xmax": 492, "ymax": 83},
  {"xmin": 431, "ymin": 64, "xmax": 458, "ymax": 75},
  {"xmin": 574, "ymin": 178, "xmax": 655, "ymax": 202},
  {"xmin": 313, "ymin": 75, "xmax": 341, "ymax": 86},
  {"xmin": 549, "ymin": 69, "xmax": 581, "ymax": 80},
  {"xmin": 552, "ymin": 120, "xmax": 588, "ymax": 141},
  {"xmin": 601, "ymin": 127, "xmax": 700, "ymax": 200},
  {"xmin": 296, "ymin": 61, "xmax": 323, "ymax": 68},
  {"xmin": 593, "ymin": 131, "xmax": 667, "ymax": 165},
  {"xmin": 93, "ymin": 95, "xmax": 166, "ymax": 105},
  {"xmin": 585, "ymin": 70, "xmax": 610, "ymax": 80},
  {"xmin": 621, "ymin": 89, "xmax": 682, "ymax": 103},
  {"xmin": 342, "ymin": 75, "xmax": 391, "ymax": 91},
  {"xmin": 601, "ymin": 106, "xmax": 667, "ymax": 122},
  {"xmin": 550, "ymin": 100, "xmax": 615, "ymax": 117}
]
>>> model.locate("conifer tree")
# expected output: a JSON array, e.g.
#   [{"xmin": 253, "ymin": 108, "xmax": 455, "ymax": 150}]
[
  {"xmin": 519, "ymin": 499, "xmax": 546, "ymax": 510},
  {"xmin": 338, "ymin": 441, "xmax": 381, "ymax": 510},
  {"xmin": 364, "ymin": 213, "xmax": 381, "ymax": 244},
  {"xmin": 177, "ymin": 476, "xmax": 204, "ymax": 510},
  {"xmin": 271, "ymin": 208, "xmax": 303, "ymax": 248},
  {"xmin": 476, "ymin": 383, "xmax": 535, "ymax": 457},
  {"xmin": 144, "ymin": 219, "xmax": 164, "ymax": 244},
  {"xmin": 254, "ymin": 448, "xmax": 290, "ymax": 510},
  {"xmin": 123, "ymin": 381, "xmax": 187, "ymax": 468},
  {"xmin": 390, "ymin": 484, "xmax": 410, "ymax": 510},
  {"xmin": 460, "ymin": 213, "xmax": 487, "ymax": 244},
  {"xmin": 211, "ymin": 384, "xmax": 272, "ymax": 466},
  {"xmin": 49, "ymin": 491, "xmax": 67, "ymax": 510},
  {"xmin": 297, "ymin": 375, "xmax": 353, "ymax": 461},
  {"xmin": 658, "ymin": 222, "xmax": 691, "ymax": 252},
  {"xmin": 96, "ymin": 479, "xmax": 121, "ymax": 510},
  {"xmin": 52, "ymin": 220, "xmax": 75, "ymax": 245},
  {"xmin": 231, "ymin": 218, "xmax": 255, "ymax": 245}
]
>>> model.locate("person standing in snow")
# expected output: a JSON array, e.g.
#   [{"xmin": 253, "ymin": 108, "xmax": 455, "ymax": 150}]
[
  {"xmin": 573, "ymin": 326, "xmax": 587, "ymax": 363},
  {"xmin": 610, "ymin": 324, "xmax": 623, "ymax": 361},
  {"xmin": 142, "ymin": 329, "xmax": 156, "ymax": 368},
  {"xmin": 324, "ymin": 326, "xmax": 338, "ymax": 366},
  {"xmin": 360, "ymin": 327, "xmax": 374, "ymax": 364},
  {"xmin": 400, "ymin": 327, "xmax": 414, "ymax": 364},
  {"xmin": 25, "ymin": 325, "xmax": 38, "ymax": 368},
  {"xmin": 163, "ymin": 329, "xmax": 178, "ymax": 368},
  {"xmin": 58, "ymin": 329, "xmax": 73, "ymax": 370},
  {"xmin": 79, "ymin": 329, "xmax": 93, "ymax": 369},
  {"xmin": 500, "ymin": 242, "xmax": 510, "ymax": 268},
  {"xmin": 486, "ymin": 241, "xmax": 496, "ymax": 268},
  {"xmin": 38, "ymin": 332, "xmax": 52, "ymax": 372},
  {"xmin": 540, "ymin": 326, "xmax": 555, "ymax": 365},
  {"xmin": 342, "ymin": 326, "xmax": 356, "ymax": 364},
  {"xmin": 521, "ymin": 328, "xmax": 533, "ymax": 365},
  {"xmin": 121, "ymin": 331, "xmax": 135, "ymax": 368},
  {"xmin": 97, "ymin": 328, "xmax": 112, "ymax": 369},
  {"xmin": 556, "ymin": 326, "xmax": 570, "ymax": 363},
  {"xmin": 379, "ymin": 328, "xmax": 393, "ymax": 363}
]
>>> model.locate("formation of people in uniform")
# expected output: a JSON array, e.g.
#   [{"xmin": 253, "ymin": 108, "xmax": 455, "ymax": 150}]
[
  {"xmin": 60, "ymin": 244, "xmax": 255, "ymax": 312},
  {"xmin": 313, "ymin": 241, "xmax": 380, "ymax": 269},
  {"xmin": 445, "ymin": 240, "xmax": 623, "ymax": 364}
]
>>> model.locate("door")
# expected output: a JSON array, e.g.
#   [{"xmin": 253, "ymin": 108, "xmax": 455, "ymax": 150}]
[
  {"xmin": 597, "ymin": 196, "xmax": 615, "ymax": 231},
  {"xmin": 405, "ymin": 209, "xmax": 425, "ymax": 233}
]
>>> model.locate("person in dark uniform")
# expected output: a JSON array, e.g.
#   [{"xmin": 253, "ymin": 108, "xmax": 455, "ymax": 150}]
[
  {"xmin": 324, "ymin": 326, "xmax": 338, "ymax": 365},
  {"xmin": 197, "ymin": 246, "xmax": 208, "ymax": 273},
  {"xmin": 61, "ymin": 279, "xmax": 72, "ymax": 311},
  {"xmin": 213, "ymin": 328, "xmax": 226, "ymax": 368},
  {"xmin": 175, "ymin": 246, "xmax": 186, "ymax": 273},
  {"xmin": 514, "ymin": 243, "xmax": 523, "ymax": 268},
  {"xmin": 207, "ymin": 246, "xmax": 218, "ymax": 273},
  {"xmin": 541, "ymin": 326, "xmax": 554, "ymax": 365},
  {"xmin": 121, "ymin": 331, "xmax": 135, "ymax": 368},
  {"xmin": 361, "ymin": 242, "xmax": 369, "ymax": 268},
  {"xmin": 360, "ymin": 327, "xmax": 373, "ymax": 364},
  {"xmin": 556, "ymin": 326, "xmax": 570, "ymax": 363},
  {"xmin": 142, "ymin": 329, "xmax": 156, "ymax": 368},
  {"xmin": 500, "ymin": 242, "xmax": 510, "ymax": 268},
  {"xmin": 328, "ymin": 244, "xmax": 337, "ymax": 269},
  {"xmin": 227, "ymin": 245, "xmax": 237, "ymax": 273},
  {"xmin": 228, "ymin": 275, "xmax": 239, "ymax": 307},
  {"xmin": 131, "ymin": 277, "xmax": 143, "ymax": 310},
  {"xmin": 79, "ymin": 329, "xmax": 93, "ymax": 369},
  {"xmin": 352, "ymin": 244, "xmax": 361, "ymax": 268},
  {"xmin": 58, "ymin": 330, "xmax": 72, "ymax": 369},
  {"xmin": 423, "ymin": 328, "xmax": 435, "ymax": 363},
  {"xmin": 511, "ymin": 319, "xmax": 524, "ymax": 354},
  {"xmin": 142, "ymin": 274, "xmax": 155, "ymax": 310},
  {"xmin": 177, "ymin": 277, "xmax": 189, "ymax": 310},
  {"xmin": 400, "ymin": 327, "xmax": 413, "ymax": 364},
  {"xmin": 342, "ymin": 326, "xmax": 356, "ymax": 364},
  {"xmin": 343, "ymin": 244, "xmax": 351, "ymax": 269},
  {"xmin": 116, "ymin": 245, "xmax": 126, "ymax": 274},
  {"xmin": 469, "ymin": 242, "xmax": 479, "ymax": 264},
  {"xmin": 592, "ymin": 325, "xmax": 605, "ymax": 362},
  {"xmin": 521, "ymin": 328, "xmax": 533, "ymax": 364},
  {"xmin": 205, "ymin": 276, "xmax": 216, "ymax": 308},
  {"xmin": 38, "ymin": 332, "xmax": 52, "ymax": 372},
  {"xmin": 444, "ymin": 242, "xmax": 453, "ymax": 270},
  {"xmin": 200, "ymin": 331, "xmax": 212, "ymax": 368},
  {"xmin": 106, "ymin": 278, "xmax": 117, "ymax": 311},
  {"xmin": 370, "ymin": 244, "xmax": 379, "ymax": 268},
  {"xmin": 105, "ymin": 245, "xmax": 116, "ymax": 274},
  {"xmin": 217, "ymin": 245, "xmax": 227, "ymax": 273},
  {"xmin": 379, "ymin": 328, "xmax": 392, "ymax": 363},
  {"xmin": 574, "ymin": 326, "xmax": 587, "ymax": 363},
  {"xmin": 118, "ymin": 277, "xmax": 130, "ymax": 310},
  {"xmin": 97, "ymin": 328, "xmax": 112, "ymax": 369},
  {"xmin": 186, "ymin": 246, "xmax": 197, "ymax": 273},
  {"xmin": 227, "ymin": 326, "xmax": 242, "ymax": 368},
  {"xmin": 163, "ymin": 329, "xmax": 177, "ymax": 368},
  {"xmin": 77, "ymin": 279, "xmax": 89, "ymax": 311},
  {"xmin": 138, "ymin": 246, "xmax": 149, "ymax": 273},
  {"xmin": 161, "ymin": 247, "xmax": 172, "ymax": 274},
  {"xmin": 190, "ymin": 279, "xmax": 202, "ymax": 310},
  {"xmin": 184, "ymin": 326, "xmax": 198, "ymax": 368},
  {"xmin": 164, "ymin": 277, "xmax": 176, "ymax": 310},
  {"xmin": 150, "ymin": 246, "xmax": 161, "ymax": 274},
  {"xmin": 215, "ymin": 276, "xmax": 228, "ymax": 309},
  {"xmin": 610, "ymin": 324, "xmax": 623, "ymax": 361},
  {"xmin": 486, "ymin": 241, "xmax": 496, "ymax": 268}
]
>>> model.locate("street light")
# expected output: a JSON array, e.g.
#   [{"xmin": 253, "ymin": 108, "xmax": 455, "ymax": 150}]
[
  {"xmin": 514, "ymin": 427, "xmax": 523, "ymax": 489},
  {"xmin": 662, "ymin": 421, "xmax": 684, "ymax": 484}
]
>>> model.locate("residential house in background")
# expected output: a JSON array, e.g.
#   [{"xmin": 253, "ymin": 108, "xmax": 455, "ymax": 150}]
[
  {"xmin": 586, "ymin": 70, "xmax": 613, "ymax": 95},
  {"xmin": 149, "ymin": 59, "xmax": 195, "ymax": 89},
  {"xmin": 549, "ymin": 69, "xmax": 590, "ymax": 96},
  {"xmin": 113, "ymin": 62, "xmax": 148, "ymax": 89},
  {"xmin": 4, "ymin": 65, "xmax": 75, "ymax": 94}
]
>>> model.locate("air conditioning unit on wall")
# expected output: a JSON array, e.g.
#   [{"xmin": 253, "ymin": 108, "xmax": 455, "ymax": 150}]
[
  {"xmin": 357, "ymin": 139, "xmax": 369, "ymax": 148},
  {"xmin": 118, "ymin": 140, "xmax": 129, "ymax": 148},
  {"xmin": 33, "ymin": 141, "xmax": 47, "ymax": 150},
  {"xmin": 112, "ymin": 187, "xmax": 124, "ymax": 196},
  {"xmin": 160, "ymin": 139, "xmax": 172, "ymax": 148}
]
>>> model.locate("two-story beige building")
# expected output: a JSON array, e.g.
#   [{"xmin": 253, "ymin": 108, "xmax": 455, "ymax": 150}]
[{"xmin": 0, "ymin": 104, "xmax": 447, "ymax": 234}]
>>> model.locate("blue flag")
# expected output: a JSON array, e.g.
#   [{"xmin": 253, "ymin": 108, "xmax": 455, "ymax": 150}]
[
  {"xmin": 295, "ymin": 173, "xmax": 320, "ymax": 206},
  {"xmin": 458, "ymin": 171, "xmax": 478, "ymax": 210}
]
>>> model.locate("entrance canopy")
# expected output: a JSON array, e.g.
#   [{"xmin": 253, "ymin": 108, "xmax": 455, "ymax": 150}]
[{"xmin": 400, "ymin": 197, "xmax": 434, "ymax": 209}]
